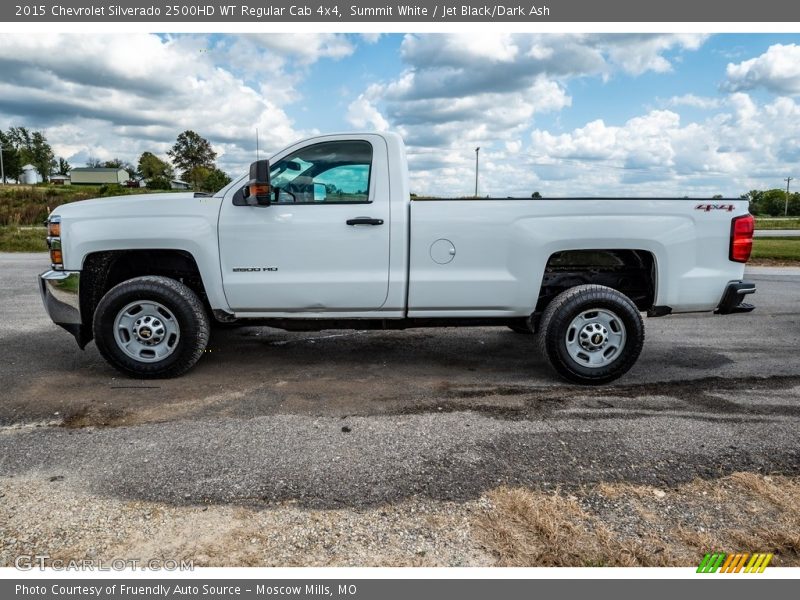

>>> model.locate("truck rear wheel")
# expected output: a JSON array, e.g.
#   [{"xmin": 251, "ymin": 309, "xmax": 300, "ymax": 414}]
[
  {"xmin": 537, "ymin": 285, "xmax": 644, "ymax": 384},
  {"xmin": 93, "ymin": 276, "xmax": 209, "ymax": 378}
]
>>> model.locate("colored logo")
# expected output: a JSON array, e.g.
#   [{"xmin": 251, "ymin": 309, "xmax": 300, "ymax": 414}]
[
  {"xmin": 697, "ymin": 552, "xmax": 773, "ymax": 573},
  {"xmin": 695, "ymin": 203, "xmax": 736, "ymax": 212}
]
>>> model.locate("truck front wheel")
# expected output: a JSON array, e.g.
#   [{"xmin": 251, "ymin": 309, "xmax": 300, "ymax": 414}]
[
  {"xmin": 537, "ymin": 285, "xmax": 644, "ymax": 384},
  {"xmin": 93, "ymin": 276, "xmax": 210, "ymax": 378}
]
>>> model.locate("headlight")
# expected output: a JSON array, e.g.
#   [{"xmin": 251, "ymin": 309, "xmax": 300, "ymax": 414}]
[{"xmin": 47, "ymin": 216, "xmax": 63, "ymax": 269}]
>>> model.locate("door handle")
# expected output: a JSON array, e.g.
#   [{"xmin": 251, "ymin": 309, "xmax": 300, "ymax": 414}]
[{"xmin": 346, "ymin": 217, "xmax": 384, "ymax": 226}]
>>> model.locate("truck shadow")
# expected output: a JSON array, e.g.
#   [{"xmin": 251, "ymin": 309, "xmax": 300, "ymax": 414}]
[{"xmin": 0, "ymin": 325, "xmax": 795, "ymax": 429}]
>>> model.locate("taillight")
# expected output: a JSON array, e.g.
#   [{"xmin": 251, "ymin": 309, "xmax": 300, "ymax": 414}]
[{"xmin": 730, "ymin": 214, "xmax": 754, "ymax": 263}]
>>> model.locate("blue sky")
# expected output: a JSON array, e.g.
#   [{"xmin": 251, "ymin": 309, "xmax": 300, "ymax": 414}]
[{"xmin": 1, "ymin": 33, "xmax": 799, "ymax": 196}]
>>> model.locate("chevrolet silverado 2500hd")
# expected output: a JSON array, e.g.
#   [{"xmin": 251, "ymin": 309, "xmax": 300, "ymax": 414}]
[{"xmin": 39, "ymin": 132, "xmax": 756, "ymax": 384}]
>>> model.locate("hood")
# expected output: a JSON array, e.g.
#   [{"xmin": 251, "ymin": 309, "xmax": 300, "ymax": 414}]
[{"xmin": 50, "ymin": 192, "xmax": 219, "ymax": 221}]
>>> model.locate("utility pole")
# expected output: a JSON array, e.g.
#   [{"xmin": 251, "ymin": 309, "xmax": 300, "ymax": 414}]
[
  {"xmin": 785, "ymin": 177, "xmax": 793, "ymax": 216},
  {"xmin": 474, "ymin": 147, "xmax": 480, "ymax": 197}
]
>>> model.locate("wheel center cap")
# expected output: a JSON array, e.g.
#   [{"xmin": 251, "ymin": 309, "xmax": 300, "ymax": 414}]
[
  {"xmin": 579, "ymin": 322, "xmax": 608, "ymax": 350},
  {"xmin": 133, "ymin": 316, "xmax": 164, "ymax": 345}
]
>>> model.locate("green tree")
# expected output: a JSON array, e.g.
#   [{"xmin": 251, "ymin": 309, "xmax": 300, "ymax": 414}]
[
  {"xmin": 29, "ymin": 132, "xmax": 55, "ymax": 182},
  {"xmin": 137, "ymin": 151, "xmax": 173, "ymax": 180},
  {"xmin": 0, "ymin": 129, "xmax": 22, "ymax": 183},
  {"xmin": 712, "ymin": 194, "xmax": 724, "ymax": 199},
  {"xmin": 168, "ymin": 130, "xmax": 217, "ymax": 189},
  {"xmin": 758, "ymin": 189, "xmax": 788, "ymax": 216},
  {"xmin": 7, "ymin": 127, "xmax": 32, "ymax": 153},
  {"xmin": 7, "ymin": 127, "xmax": 55, "ymax": 182},
  {"xmin": 102, "ymin": 158, "xmax": 136, "ymax": 179},
  {"xmin": 86, "ymin": 157, "xmax": 103, "ymax": 168},
  {"xmin": 185, "ymin": 166, "xmax": 210, "ymax": 190},
  {"xmin": 146, "ymin": 176, "xmax": 172, "ymax": 190},
  {"xmin": 531, "ymin": 191, "xmax": 542, "ymax": 199},
  {"xmin": 202, "ymin": 168, "xmax": 232, "ymax": 193},
  {"xmin": 788, "ymin": 192, "xmax": 800, "ymax": 216},
  {"xmin": 741, "ymin": 190, "xmax": 763, "ymax": 215},
  {"xmin": 57, "ymin": 157, "xmax": 71, "ymax": 175},
  {"xmin": 102, "ymin": 158, "xmax": 124, "ymax": 169}
]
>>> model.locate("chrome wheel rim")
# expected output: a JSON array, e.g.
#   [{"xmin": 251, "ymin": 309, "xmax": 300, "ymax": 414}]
[
  {"xmin": 113, "ymin": 300, "xmax": 180, "ymax": 363},
  {"xmin": 565, "ymin": 308, "xmax": 626, "ymax": 368}
]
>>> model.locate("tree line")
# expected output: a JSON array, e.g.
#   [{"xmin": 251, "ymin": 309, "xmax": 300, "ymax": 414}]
[
  {"xmin": 741, "ymin": 189, "xmax": 800, "ymax": 217},
  {"xmin": 1, "ymin": 128, "xmax": 231, "ymax": 193}
]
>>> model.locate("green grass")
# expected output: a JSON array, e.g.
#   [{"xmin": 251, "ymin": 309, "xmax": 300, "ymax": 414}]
[
  {"xmin": 751, "ymin": 237, "xmax": 800, "ymax": 263},
  {"xmin": 0, "ymin": 183, "xmax": 170, "ymax": 227},
  {"xmin": 0, "ymin": 226, "xmax": 48, "ymax": 252},
  {"xmin": 754, "ymin": 217, "xmax": 800, "ymax": 230}
]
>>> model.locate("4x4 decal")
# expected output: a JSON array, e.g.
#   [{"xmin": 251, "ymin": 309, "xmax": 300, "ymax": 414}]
[{"xmin": 695, "ymin": 203, "xmax": 736, "ymax": 212}]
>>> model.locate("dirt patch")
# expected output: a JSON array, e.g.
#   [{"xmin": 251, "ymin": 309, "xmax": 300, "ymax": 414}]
[
  {"xmin": 475, "ymin": 473, "xmax": 800, "ymax": 567},
  {"xmin": 748, "ymin": 258, "xmax": 800, "ymax": 267},
  {"xmin": 0, "ymin": 475, "xmax": 488, "ymax": 567},
  {"xmin": 398, "ymin": 375, "xmax": 800, "ymax": 422},
  {"xmin": 2, "ymin": 472, "xmax": 797, "ymax": 567}
]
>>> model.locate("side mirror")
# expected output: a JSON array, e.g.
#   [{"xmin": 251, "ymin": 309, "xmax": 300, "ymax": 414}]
[{"xmin": 243, "ymin": 159, "xmax": 271, "ymax": 206}]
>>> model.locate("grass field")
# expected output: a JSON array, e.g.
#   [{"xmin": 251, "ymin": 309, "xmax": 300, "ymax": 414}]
[
  {"xmin": 749, "ymin": 237, "xmax": 800, "ymax": 263},
  {"xmin": 0, "ymin": 183, "xmax": 165, "ymax": 227},
  {"xmin": 0, "ymin": 226, "xmax": 47, "ymax": 252}
]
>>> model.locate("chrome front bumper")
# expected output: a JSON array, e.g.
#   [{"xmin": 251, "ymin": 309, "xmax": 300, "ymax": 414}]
[{"xmin": 39, "ymin": 270, "xmax": 82, "ymax": 338}]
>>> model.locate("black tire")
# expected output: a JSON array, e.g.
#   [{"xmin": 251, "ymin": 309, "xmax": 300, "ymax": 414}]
[
  {"xmin": 93, "ymin": 276, "xmax": 210, "ymax": 378},
  {"xmin": 536, "ymin": 285, "xmax": 644, "ymax": 385}
]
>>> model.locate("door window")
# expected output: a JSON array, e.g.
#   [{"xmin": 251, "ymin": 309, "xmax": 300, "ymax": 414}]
[{"xmin": 270, "ymin": 141, "xmax": 372, "ymax": 204}]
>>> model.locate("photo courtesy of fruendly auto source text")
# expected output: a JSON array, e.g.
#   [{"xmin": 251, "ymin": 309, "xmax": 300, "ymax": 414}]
[{"xmin": 0, "ymin": 0, "xmax": 799, "ymax": 598}]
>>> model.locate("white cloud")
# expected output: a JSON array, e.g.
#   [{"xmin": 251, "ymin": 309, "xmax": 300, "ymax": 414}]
[
  {"xmin": 526, "ymin": 93, "xmax": 800, "ymax": 195},
  {"xmin": 342, "ymin": 33, "xmax": 708, "ymax": 196},
  {"xmin": 597, "ymin": 33, "xmax": 707, "ymax": 75},
  {"xmin": 725, "ymin": 44, "xmax": 800, "ymax": 95},
  {"xmin": 668, "ymin": 94, "xmax": 721, "ymax": 110},
  {"xmin": 248, "ymin": 33, "xmax": 355, "ymax": 64},
  {"xmin": 0, "ymin": 33, "xmax": 360, "ymax": 176},
  {"xmin": 349, "ymin": 34, "xmax": 707, "ymax": 154},
  {"xmin": 360, "ymin": 33, "xmax": 382, "ymax": 44},
  {"xmin": 346, "ymin": 95, "xmax": 390, "ymax": 131}
]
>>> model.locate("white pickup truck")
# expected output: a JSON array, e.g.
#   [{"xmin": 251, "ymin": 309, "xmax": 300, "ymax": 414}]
[{"xmin": 40, "ymin": 132, "xmax": 756, "ymax": 384}]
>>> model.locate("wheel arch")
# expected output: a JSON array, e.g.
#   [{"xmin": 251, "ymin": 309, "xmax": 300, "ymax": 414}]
[
  {"xmin": 77, "ymin": 249, "xmax": 209, "ymax": 348},
  {"xmin": 535, "ymin": 249, "xmax": 657, "ymax": 318}
]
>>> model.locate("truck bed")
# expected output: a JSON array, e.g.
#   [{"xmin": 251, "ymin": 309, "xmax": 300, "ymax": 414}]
[{"xmin": 406, "ymin": 197, "xmax": 749, "ymax": 317}]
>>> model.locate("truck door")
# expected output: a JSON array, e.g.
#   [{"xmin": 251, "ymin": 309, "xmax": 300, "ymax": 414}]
[{"xmin": 218, "ymin": 136, "xmax": 391, "ymax": 312}]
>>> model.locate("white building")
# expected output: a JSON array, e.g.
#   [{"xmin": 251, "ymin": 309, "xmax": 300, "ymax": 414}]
[
  {"xmin": 21, "ymin": 164, "xmax": 42, "ymax": 185},
  {"xmin": 50, "ymin": 174, "xmax": 71, "ymax": 185},
  {"xmin": 70, "ymin": 167, "xmax": 128, "ymax": 185}
]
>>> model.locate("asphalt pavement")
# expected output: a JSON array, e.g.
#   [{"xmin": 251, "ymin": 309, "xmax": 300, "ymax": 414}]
[{"xmin": 0, "ymin": 253, "xmax": 798, "ymax": 509}]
